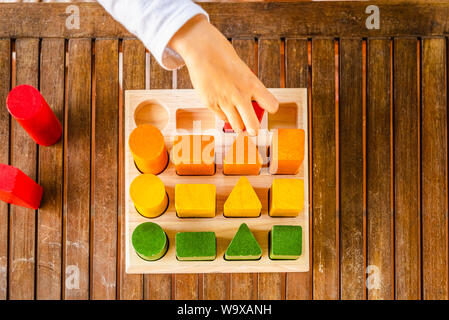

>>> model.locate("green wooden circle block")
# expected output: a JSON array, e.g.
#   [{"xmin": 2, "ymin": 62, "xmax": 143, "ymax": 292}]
[{"xmin": 132, "ymin": 222, "xmax": 168, "ymax": 261}]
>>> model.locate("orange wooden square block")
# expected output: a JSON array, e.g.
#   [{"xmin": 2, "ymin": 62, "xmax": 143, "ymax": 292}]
[
  {"xmin": 172, "ymin": 135, "xmax": 215, "ymax": 175},
  {"xmin": 270, "ymin": 129, "xmax": 305, "ymax": 175},
  {"xmin": 223, "ymin": 134, "xmax": 262, "ymax": 175}
]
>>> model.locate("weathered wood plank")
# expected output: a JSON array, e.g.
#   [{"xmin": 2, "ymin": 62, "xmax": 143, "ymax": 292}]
[
  {"xmin": 339, "ymin": 38, "xmax": 365, "ymax": 300},
  {"xmin": 144, "ymin": 55, "xmax": 172, "ymax": 300},
  {"xmin": 0, "ymin": 39, "xmax": 11, "ymax": 300},
  {"xmin": 366, "ymin": 39, "xmax": 394, "ymax": 300},
  {"xmin": 91, "ymin": 39, "xmax": 119, "ymax": 300},
  {"xmin": 393, "ymin": 38, "xmax": 420, "ymax": 300},
  {"xmin": 229, "ymin": 38, "xmax": 258, "ymax": 300},
  {"xmin": 311, "ymin": 38, "xmax": 338, "ymax": 300},
  {"xmin": 284, "ymin": 38, "xmax": 312, "ymax": 300},
  {"xmin": 3, "ymin": 2, "xmax": 449, "ymax": 38},
  {"xmin": 64, "ymin": 38, "xmax": 91, "ymax": 300},
  {"xmin": 258, "ymin": 38, "xmax": 284, "ymax": 300},
  {"xmin": 177, "ymin": 66, "xmax": 192, "ymax": 90},
  {"xmin": 203, "ymin": 274, "xmax": 229, "ymax": 300},
  {"xmin": 119, "ymin": 39, "xmax": 145, "ymax": 300},
  {"xmin": 421, "ymin": 37, "xmax": 448, "ymax": 300},
  {"xmin": 36, "ymin": 38, "xmax": 65, "ymax": 300},
  {"xmin": 9, "ymin": 38, "xmax": 39, "ymax": 300}
]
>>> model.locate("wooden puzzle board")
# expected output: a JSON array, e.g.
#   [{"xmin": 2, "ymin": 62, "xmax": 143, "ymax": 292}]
[{"xmin": 125, "ymin": 89, "xmax": 308, "ymax": 273}]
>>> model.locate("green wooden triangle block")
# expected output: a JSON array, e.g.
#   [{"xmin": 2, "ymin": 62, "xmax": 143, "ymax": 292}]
[{"xmin": 225, "ymin": 223, "xmax": 262, "ymax": 260}]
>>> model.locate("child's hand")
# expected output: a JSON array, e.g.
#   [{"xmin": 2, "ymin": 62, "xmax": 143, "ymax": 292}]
[{"xmin": 169, "ymin": 15, "xmax": 279, "ymax": 136}]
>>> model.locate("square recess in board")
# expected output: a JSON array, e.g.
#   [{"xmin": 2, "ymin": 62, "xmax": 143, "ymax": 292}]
[{"xmin": 124, "ymin": 88, "xmax": 308, "ymax": 273}]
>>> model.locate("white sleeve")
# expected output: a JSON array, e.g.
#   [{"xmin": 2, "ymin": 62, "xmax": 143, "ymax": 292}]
[{"xmin": 97, "ymin": 0, "xmax": 209, "ymax": 70}]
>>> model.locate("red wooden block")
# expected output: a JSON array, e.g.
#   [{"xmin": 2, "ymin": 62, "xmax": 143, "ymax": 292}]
[
  {"xmin": 0, "ymin": 163, "xmax": 43, "ymax": 210},
  {"xmin": 223, "ymin": 101, "xmax": 265, "ymax": 133},
  {"xmin": 7, "ymin": 84, "xmax": 62, "ymax": 146}
]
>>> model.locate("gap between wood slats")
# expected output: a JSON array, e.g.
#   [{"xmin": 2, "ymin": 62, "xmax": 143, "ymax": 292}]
[
  {"xmin": 417, "ymin": 37, "xmax": 423, "ymax": 300},
  {"xmin": 362, "ymin": 39, "xmax": 368, "ymax": 301},
  {"xmin": 390, "ymin": 38, "xmax": 395, "ymax": 300},
  {"xmin": 35, "ymin": 38, "xmax": 41, "ymax": 300},
  {"xmin": 6, "ymin": 38, "xmax": 15, "ymax": 300},
  {"xmin": 62, "ymin": 38, "xmax": 69, "ymax": 300},
  {"xmin": 116, "ymin": 38, "xmax": 124, "ymax": 299},
  {"xmin": 335, "ymin": 39, "xmax": 341, "ymax": 300}
]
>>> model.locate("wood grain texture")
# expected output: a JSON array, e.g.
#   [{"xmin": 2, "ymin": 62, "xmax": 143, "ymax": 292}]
[
  {"xmin": 64, "ymin": 38, "xmax": 91, "ymax": 300},
  {"xmin": 421, "ymin": 38, "xmax": 448, "ymax": 300},
  {"xmin": 366, "ymin": 39, "xmax": 393, "ymax": 300},
  {"xmin": 284, "ymin": 38, "xmax": 312, "ymax": 300},
  {"xmin": 229, "ymin": 38, "xmax": 258, "ymax": 300},
  {"xmin": 393, "ymin": 38, "xmax": 420, "ymax": 300},
  {"xmin": 144, "ymin": 55, "xmax": 172, "ymax": 300},
  {"xmin": 311, "ymin": 38, "xmax": 338, "ymax": 300},
  {"xmin": 3, "ymin": 2, "xmax": 449, "ymax": 38},
  {"xmin": 0, "ymin": 39, "xmax": 10, "ymax": 300},
  {"xmin": 119, "ymin": 39, "xmax": 145, "ymax": 300},
  {"xmin": 9, "ymin": 38, "xmax": 39, "ymax": 300},
  {"xmin": 339, "ymin": 39, "xmax": 365, "ymax": 300},
  {"xmin": 37, "ymin": 38, "xmax": 65, "ymax": 300},
  {"xmin": 177, "ymin": 66, "xmax": 192, "ymax": 90},
  {"xmin": 91, "ymin": 39, "xmax": 119, "ymax": 300},
  {"xmin": 258, "ymin": 38, "xmax": 284, "ymax": 300}
]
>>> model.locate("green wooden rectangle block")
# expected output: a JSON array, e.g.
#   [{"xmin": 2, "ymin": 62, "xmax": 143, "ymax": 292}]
[
  {"xmin": 270, "ymin": 225, "xmax": 302, "ymax": 260},
  {"xmin": 175, "ymin": 231, "xmax": 216, "ymax": 261}
]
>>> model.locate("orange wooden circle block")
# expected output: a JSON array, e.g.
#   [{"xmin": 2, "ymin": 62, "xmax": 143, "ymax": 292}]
[
  {"xmin": 269, "ymin": 129, "xmax": 305, "ymax": 175},
  {"xmin": 172, "ymin": 135, "xmax": 215, "ymax": 175},
  {"xmin": 129, "ymin": 174, "xmax": 168, "ymax": 218},
  {"xmin": 223, "ymin": 134, "xmax": 262, "ymax": 175},
  {"xmin": 129, "ymin": 124, "xmax": 168, "ymax": 174}
]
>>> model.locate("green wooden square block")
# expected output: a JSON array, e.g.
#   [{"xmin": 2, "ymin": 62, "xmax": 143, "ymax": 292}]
[
  {"xmin": 270, "ymin": 225, "xmax": 302, "ymax": 260},
  {"xmin": 176, "ymin": 232, "xmax": 216, "ymax": 261}
]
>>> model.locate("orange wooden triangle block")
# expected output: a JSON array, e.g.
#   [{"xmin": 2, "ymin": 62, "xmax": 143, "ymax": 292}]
[{"xmin": 223, "ymin": 134, "xmax": 262, "ymax": 175}]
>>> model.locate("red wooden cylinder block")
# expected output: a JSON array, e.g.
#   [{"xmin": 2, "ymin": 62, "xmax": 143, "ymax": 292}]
[
  {"xmin": 7, "ymin": 84, "xmax": 62, "ymax": 146},
  {"xmin": 0, "ymin": 163, "xmax": 43, "ymax": 210}
]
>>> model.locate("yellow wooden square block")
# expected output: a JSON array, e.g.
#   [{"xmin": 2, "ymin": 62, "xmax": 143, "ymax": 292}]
[
  {"xmin": 223, "ymin": 177, "xmax": 262, "ymax": 217},
  {"xmin": 175, "ymin": 184, "xmax": 216, "ymax": 218},
  {"xmin": 269, "ymin": 179, "xmax": 304, "ymax": 217}
]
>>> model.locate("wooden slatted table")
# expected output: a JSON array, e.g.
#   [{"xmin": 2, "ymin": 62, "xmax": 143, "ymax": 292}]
[{"xmin": 0, "ymin": 1, "xmax": 448, "ymax": 300}]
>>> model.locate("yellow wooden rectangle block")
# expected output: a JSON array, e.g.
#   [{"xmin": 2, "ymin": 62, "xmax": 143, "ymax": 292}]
[
  {"xmin": 175, "ymin": 184, "xmax": 216, "ymax": 218},
  {"xmin": 269, "ymin": 179, "xmax": 304, "ymax": 217}
]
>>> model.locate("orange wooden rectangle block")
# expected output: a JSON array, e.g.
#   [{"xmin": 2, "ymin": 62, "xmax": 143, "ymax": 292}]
[
  {"xmin": 269, "ymin": 129, "xmax": 305, "ymax": 175},
  {"xmin": 172, "ymin": 135, "xmax": 215, "ymax": 175},
  {"xmin": 223, "ymin": 134, "xmax": 262, "ymax": 175}
]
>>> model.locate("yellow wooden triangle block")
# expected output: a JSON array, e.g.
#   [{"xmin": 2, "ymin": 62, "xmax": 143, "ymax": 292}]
[{"xmin": 223, "ymin": 177, "xmax": 262, "ymax": 217}]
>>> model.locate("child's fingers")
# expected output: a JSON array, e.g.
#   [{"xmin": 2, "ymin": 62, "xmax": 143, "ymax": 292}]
[
  {"xmin": 208, "ymin": 103, "xmax": 228, "ymax": 121},
  {"xmin": 221, "ymin": 104, "xmax": 244, "ymax": 133},
  {"xmin": 253, "ymin": 87, "xmax": 279, "ymax": 114},
  {"xmin": 235, "ymin": 99, "xmax": 260, "ymax": 136}
]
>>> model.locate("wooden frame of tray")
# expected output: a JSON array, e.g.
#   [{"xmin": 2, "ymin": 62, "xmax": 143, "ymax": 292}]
[{"xmin": 125, "ymin": 89, "xmax": 308, "ymax": 273}]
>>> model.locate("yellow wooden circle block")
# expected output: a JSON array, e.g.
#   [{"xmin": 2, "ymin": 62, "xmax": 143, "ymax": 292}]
[
  {"xmin": 269, "ymin": 179, "xmax": 304, "ymax": 217},
  {"xmin": 130, "ymin": 174, "xmax": 168, "ymax": 218},
  {"xmin": 175, "ymin": 184, "xmax": 216, "ymax": 218},
  {"xmin": 129, "ymin": 124, "xmax": 168, "ymax": 174},
  {"xmin": 224, "ymin": 177, "xmax": 262, "ymax": 217}
]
